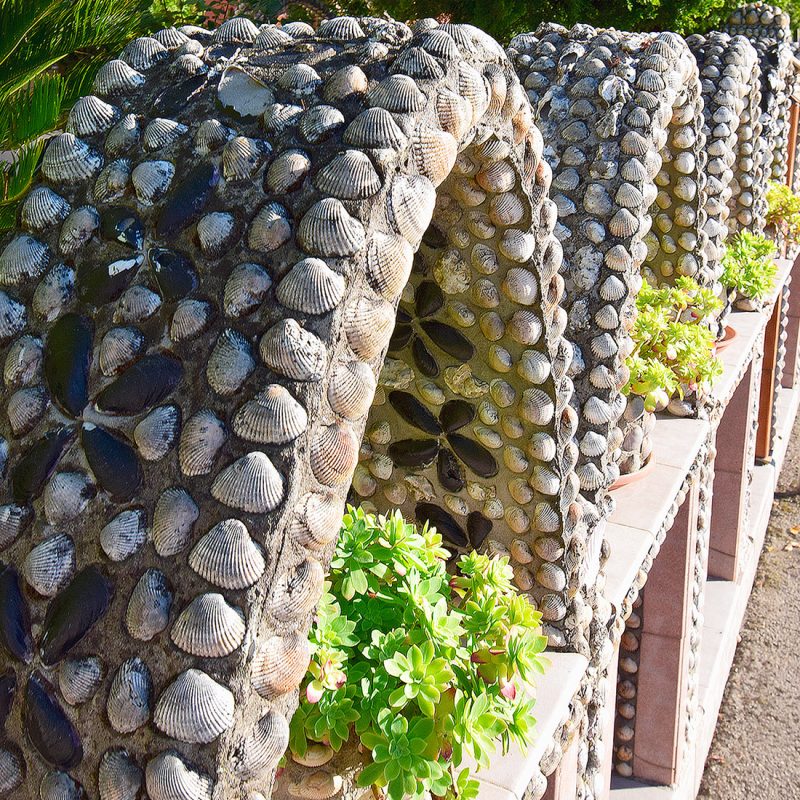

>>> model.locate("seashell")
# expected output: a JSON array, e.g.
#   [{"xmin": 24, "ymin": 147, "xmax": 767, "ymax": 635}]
[
  {"xmin": 310, "ymin": 423, "xmax": 359, "ymax": 487},
  {"xmin": 114, "ymin": 285, "xmax": 161, "ymax": 323},
  {"xmin": 40, "ymin": 770, "xmax": 85, "ymax": 800},
  {"xmin": 576, "ymin": 462, "xmax": 605, "ymax": 491},
  {"xmin": 7, "ymin": 385, "xmax": 48, "ymax": 435},
  {"xmin": 42, "ymin": 133, "xmax": 102, "ymax": 184},
  {"xmin": 288, "ymin": 491, "xmax": 343, "ymax": 549},
  {"xmin": 179, "ymin": 409, "xmax": 226, "ymax": 476},
  {"xmin": 25, "ymin": 671, "xmax": 84, "ymax": 766},
  {"xmin": 131, "ymin": 160, "xmax": 175, "ymax": 205},
  {"xmin": 105, "ymin": 114, "xmax": 140, "ymax": 156},
  {"xmin": 43, "ymin": 472, "xmax": 95, "ymax": 525},
  {"xmin": 369, "ymin": 74, "xmax": 425, "ymax": 113},
  {"xmin": 66, "ymin": 95, "xmax": 119, "ymax": 136},
  {"xmin": 143, "ymin": 118, "xmax": 188, "ymax": 150},
  {"xmin": 32, "ymin": 263, "xmax": 75, "ymax": 322},
  {"xmin": 539, "ymin": 593, "xmax": 566, "ymax": 622},
  {"xmin": 234, "ymin": 710, "xmax": 289, "ymax": 779},
  {"xmin": 366, "ymin": 232, "xmax": 412, "ymax": 300},
  {"xmin": 194, "ymin": 119, "xmax": 232, "ymax": 154},
  {"xmin": 94, "ymin": 60, "xmax": 146, "ymax": 95},
  {"xmin": 134, "ymin": 404, "xmax": 180, "ymax": 461},
  {"xmin": 282, "ymin": 21, "xmax": 314, "ymax": 37},
  {"xmin": 218, "ymin": 65, "xmax": 276, "ymax": 116},
  {"xmin": 267, "ymin": 557, "xmax": 325, "ymax": 622},
  {"xmin": 297, "ymin": 198, "xmax": 365, "ymax": 258},
  {"xmin": 94, "ymin": 158, "xmax": 131, "ymax": 202},
  {"xmin": 223, "ymin": 136, "xmax": 268, "ymax": 180},
  {"xmin": 100, "ymin": 508, "xmax": 147, "ymax": 561},
  {"xmin": 58, "ymin": 206, "xmax": 99, "ymax": 257},
  {"xmin": 317, "ymin": 16, "xmax": 364, "ymax": 38},
  {"xmin": 252, "ymin": 633, "xmax": 311, "ymax": 698},
  {"xmin": 412, "ymin": 127, "xmax": 458, "ymax": 186},
  {"xmin": 120, "ymin": 36, "xmax": 168, "ymax": 70},
  {"xmin": 327, "ymin": 361, "xmax": 376, "ymax": 420},
  {"xmin": 254, "ymin": 25, "xmax": 293, "ymax": 49},
  {"xmin": 152, "ymin": 487, "xmax": 199, "ymax": 556},
  {"xmin": 145, "ymin": 751, "xmax": 212, "ymax": 800},
  {"xmin": 0, "ymin": 748, "xmax": 23, "ymax": 792},
  {"xmin": 277, "ymin": 63, "xmax": 321, "ymax": 96},
  {"xmin": 23, "ymin": 533, "xmax": 75, "ymax": 596},
  {"xmin": 197, "ymin": 211, "xmax": 236, "ymax": 256},
  {"xmin": 107, "ymin": 658, "xmax": 152, "ymax": 733},
  {"xmin": 322, "ymin": 65, "xmax": 369, "ymax": 102},
  {"xmin": 171, "ymin": 593, "xmax": 245, "ymax": 657},
  {"xmin": 93, "ymin": 351, "xmax": 181, "ymax": 416},
  {"xmin": 190, "ymin": 518, "xmax": 265, "ymax": 589},
  {"xmin": 21, "ymin": 187, "xmax": 70, "ymax": 232},
  {"xmin": 394, "ymin": 46, "xmax": 443, "ymax": 79},
  {"xmin": 536, "ymin": 562, "xmax": 566, "ymax": 592},
  {"xmin": 206, "ymin": 328, "xmax": 255, "ymax": 396},
  {"xmin": 344, "ymin": 296, "xmax": 395, "ymax": 360},
  {"xmin": 291, "ymin": 744, "xmax": 334, "ymax": 768},
  {"xmin": 299, "ymin": 105, "xmax": 344, "ymax": 144},
  {"xmin": 126, "ymin": 569, "xmax": 172, "ymax": 642},
  {"xmin": 154, "ymin": 669, "xmax": 234, "ymax": 744},
  {"xmin": 248, "ymin": 202, "xmax": 291, "ymax": 253},
  {"xmin": 287, "ymin": 772, "xmax": 342, "ymax": 799},
  {"xmin": 214, "ymin": 16, "xmax": 260, "ymax": 44},
  {"xmin": 583, "ymin": 396, "xmax": 616, "ymax": 425},
  {"xmin": 233, "ymin": 385, "xmax": 307, "ymax": 445},
  {"xmin": 265, "ymin": 149, "xmax": 310, "ymax": 193},
  {"xmin": 223, "ymin": 262, "xmax": 272, "ymax": 318},
  {"xmin": 314, "ymin": 150, "xmax": 381, "ymax": 200},
  {"xmin": 343, "ymin": 107, "xmax": 407, "ymax": 149},
  {"xmin": 276, "ymin": 257, "xmax": 345, "ymax": 314},
  {"xmin": 99, "ymin": 327, "xmax": 145, "ymax": 377},
  {"xmin": 0, "ymin": 234, "xmax": 49, "ymax": 287},
  {"xmin": 98, "ymin": 749, "xmax": 143, "ymax": 800},
  {"xmin": 387, "ymin": 175, "xmax": 436, "ymax": 246},
  {"xmin": 263, "ymin": 102, "xmax": 303, "ymax": 133},
  {"xmin": 171, "ymin": 298, "xmax": 215, "ymax": 341},
  {"xmin": 260, "ymin": 319, "xmax": 327, "ymax": 381},
  {"xmin": 59, "ymin": 656, "xmax": 103, "ymax": 705},
  {"xmin": 528, "ymin": 431, "xmax": 556, "ymax": 462},
  {"xmin": 4, "ymin": 334, "xmax": 42, "ymax": 387},
  {"xmin": 211, "ymin": 451, "xmax": 285, "ymax": 514},
  {"xmin": 0, "ymin": 292, "xmax": 26, "ymax": 342},
  {"xmin": 0, "ymin": 504, "xmax": 32, "ymax": 549}
]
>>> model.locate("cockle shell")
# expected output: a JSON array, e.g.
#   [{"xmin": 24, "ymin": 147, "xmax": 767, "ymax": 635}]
[
  {"xmin": 265, "ymin": 149, "xmax": 310, "ymax": 193},
  {"xmin": 105, "ymin": 114, "xmax": 140, "ymax": 156},
  {"xmin": 114, "ymin": 285, "xmax": 161, "ymax": 323},
  {"xmin": 171, "ymin": 593, "xmax": 245, "ymax": 657},
  {"xmin": 222, "ymin": 136, "xmax": 268, "ymax": 180},
  {"xmin": 100, "ymin": 509, "xmax": 147, "ymax": 561},
  {"xmin": 0, "ymin": 504, "xmax": 31, "ymax": 549},
  {"xmin": 120, "ymin": 36, "xmax": 168, "ymax": 70},
  {"xmin": 277, "ymin": 63, "xmax": 322, "ymax": 96},
  {"xmin": 323, "ymin": 65, "xmax": 369, "ymax": 102},
  {"xmin": 145, "ymin": 751, "xmax": 212, "ymax": 800},
  {"xmin": 155, "ymin": 670, "xmax": 234, "ymax": 744},
  {"xmin": 327, "ymin": 361, "xmax": 377, "ymax": 419},
  {"xmin": 288, "ymin": 491, "xmax": 343, "ymax": 549},
  {"xmin": 93, "ymin": 60, "xmax": 146, "ymax": 95},
  {"xmin": 314, "ymin": 150, "xmax": 381, "ymax": 200},
  {"xmin": 99, "ymin": 327, "xmax": 145, "ymax": 376},
  {"xmin": 170, "ymin": 299, "xmax": 215, "ymax": 341},
  {"xmin": 42, "ymin": 134, "xmax": 102, "ymax": 184},
  {"xmin": 0, "ymin": 292, "xmax": 26, "ymax": 341},
  {"xmin": 233, "ymin": 385, "xmax": 308, "ymax": 445},
  {"xmin": 59, "ymin": 206, "xmax": 99, "ymax": 256},
  {"xmin": 134, "ymin": 404, "xmax": 180, "ymax": 460},
  {"xmin": 32, "ymin": 263, "xmax": 75, "ymax": 321},
  {"xmin": 131, "ymin": 160, "xmax": 174, "ymax": 205},
  {"xmin": 98, "ymin": 749, "xmax": 143, "ymax": 800},
  {"xmin": 366, "ymin": 232, "xmax": 413, "ymax": 300},
  {"xmin": 59, "ymin": 657, "xmax": 103, "ymax": 705},
  {"xmin": 144, "ymin": 118, "xmax": 188, "ymax": 150},
  {"xmin": 412, "ymin": 127, "xmax": 458, "ymax": 186},
  {"xmin": 214, "ymin": 16, "xmax": 260, "ymax": 44},
  {"xmin": 126, "ymin": 570, "xmax": 173, "ymax": 641},
  {"xmin": 67, "ymin": 96, "xmax": 119, "ymax": 136},
  {"xmin": 260, "ymin": 319, "xmax": 327, "ymax": 381},
  {"xmin": 7, "ymin": 385, "xmax": 48, "ymax": 435},
  {"xmin": 251, "ymin": 634, "xmax": 312, "ymax": 698},
  {"xmin": 254, "ymin": 25, "xmax": 293, "ymax": 49},
  {"xmin": 152, "ymin": 487, "xmax": 199, "ymax": 556},
  {"xmin": 194, "ymin": 119, "xmax": 232, "ymax": 154},
  {"xmin": 267, "ymin": 558, "xmax": 325, "ymax": 622},
  {"xmin": 309, "ymin": 423, "xmax": 359, "ymax": 487},
  {"xmin": 22, "ymin": 533, "xmax": 75, "ymax": 596},
  {"xmin": 107, "ymin": 658, "xmax": 152, "ymax": 733},
  {"xmin": 386, "ymin": 175, "xmax": 436, "ymax": 246},
  {"xmin": 223, "ymin": 262, "xmax": 272, "ymax": 318},
  {"xmin": 299, "ymin": 105, "xmax": 344, "ymax": 144},
  {"xmin": 206, "ymin": 329, "xmax": 255, "ymax": 396},
  {"xmin": 189, "ymin": 519, "xmax": 265, "ymax": 590},
  {"xmin": 210, "ymin": 452, "xmax": 285, "ymax": 513},
  {"xmin": 39, "ymin": 770, "xmax": 84, "ymax": 800},
  {"xmin": 179, "ymin": 409, "xmax": 226, "ymax": 476},
  {"xmin": 21, "ymin": 187, "xmax": 70, "ymax": 232},
  {"xmin": 43, "ymin": 472, "xmax": 94, "ymax": 525},
  {"xmin": 234, "ymin": 710, "xmax": 289, "ymax": 779},
  {"xmin": 276, "ymin": 258, "xmax": 345, "ymax": 314},
  {"xmin": 369, "ymin": 74, "xmax": 425, "ymax": 112},
  {"xmin": 94, "ymin": 158, "xmax": 131, "ymax": 202},
  {"xmin": 248, "ymin": 202, "xmax": 291, "ymax": 253},
  {"xmin": 197, "ymin": 212, "xmax": 236, "ymax": 256},
  {"xmin": 343, "ymin": 107, "xmax": 407, "ymax": 149},
  {"xmin": 4, "ymin": 334, "xmax": 42, "ymax": 387},
  {"xmin": 297, "ymin": 198, "xmax": 365, "ymax": 258},
  {"xmin": 344, "ymin": 296, "xmax": 395, "ymax": 360}
]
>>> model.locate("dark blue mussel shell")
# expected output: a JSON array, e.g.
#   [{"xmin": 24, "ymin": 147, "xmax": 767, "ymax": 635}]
[
  {"xmin": 0, "ymin": 671, "xmax": 15, "ymax": 727},
  {"xmin": 81, "ymin": 424, "xmax": 142, "ymax": 502},
  {"xmin": 0, "ymin": 565, "xmax": 33, "ymax": 663},
  {"xmin": 149, "ymin": 248, "xmax": 199, "ymax": 301},
  {"xmin": 11, "ymin": 428, "xmax": 75, "ymax": 502},
  {"xmin": 24, "ymin": 672, "xmax": 83, "ymax": 768},
  {"xmin": 44, "ymin": 313, "xmax": 93, "ymax": 417},
  {"xmin": 78, "ymin": 255, "xmax": 143, "ymax": 307},
  {"xmin": 101, "ymin": 207, "xmax": 144, "ymax": 249},
  {"xmin": 156, "ymin": 161, "xmax": 220, "ymax": 239},
  {"xmin": 95, "ymin": 352, "xmax": 183, "ymax": 415}
]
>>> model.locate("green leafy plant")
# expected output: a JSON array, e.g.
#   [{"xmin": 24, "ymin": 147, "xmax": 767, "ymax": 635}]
[
  {"xmin": 721, "ymin": 230, "xmax": 778, "ymax": 302},
  {"xmin": 290, "ymin": 507, "xmax": 548, "ymax": 800},
  {"xmin": 625, "ymin": 277, "xmax": 723, "ymax": 412},
  {"xmin": 766, "ymin": 180, "xmax": 800, "ymax": 244}
]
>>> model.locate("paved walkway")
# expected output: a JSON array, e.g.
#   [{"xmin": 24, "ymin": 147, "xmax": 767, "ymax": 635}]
[{"xmin": 698, "ymin": 413, "xmax": 800, "ymax": 798}]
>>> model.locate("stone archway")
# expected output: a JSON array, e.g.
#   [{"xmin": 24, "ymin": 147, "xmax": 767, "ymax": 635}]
[{"xmin": 0, "ymin": 16, "xmax": 576, "ymax": 800}]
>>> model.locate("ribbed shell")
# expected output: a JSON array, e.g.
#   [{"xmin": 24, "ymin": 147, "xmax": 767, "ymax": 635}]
[
  {"xmin": 234, "ymin": 710, "xmax": 289, "ymax": 779},
  {"xmin": 154, "ymin": 669, "xmax": 234, "ymax": 744},
  {"xmin": 152, "ymin": 487, "xmax": 198, "ymax": 557},
  {"xmin": 0, "ymin": 748, "xmax": 23, "ymax": 792},
  {"xmin": 179, "ymin": 409, "xmax": 226, "ymax": 476},
  {"xmin": 94, "ymin": 158, "xmax": 131, "ymax": 203},
  {"xmin": 105, "ymin": 114, "xmax": 140, "ymax": 156},
  {"xmin": 170, "ymin": 299, "xmax": 214, "ymax": 341},
  {"xmin": 145, "ymin": 751, "xmax": 212, "ymax": 800},
  {"xmin": 343, "ymin": 107, "xmax": 407, "ymax": 149},
  {"xmin": 366, "ymin": 232, "xmax": 413, "ymax": 300},
  {"xmin": 264, "ymin": 149, "xmax": 310, "ymax": 193},
  {"xmin": 194, "ymin": 119, "xmax": 232, "ymax": 155},
  {"xmin": 114, "ymin": 285, "xmax": 161, "ymax": 323},
  {"xmin": 297, "ymin": 198, "xmax": 365, "ymax": 258},
  {"xmin": 223, "ymin": 262, "xmax": 272, "ymax": 318},
  {"xmin": 222, "ymin": 136, "xmax": 267, "ymax": 180},
  {"xmin": 326, "ymin": 360, "xmax": 377, "ymax": 420},
  {"xmin": 59, "ymin": 657, "xmax": 103, "ymax": 706},
  {"xmin": 232, "ymin": 385, "xmax": 308, "ymax": 445},
  {"xmin": 189, "ymin": 519, "xmax": 265, "ymax": 590},
  {"xmin": 252, "ymin": 633, "xmax": 311, "ymax": 698},
  {"xmin": 276, "ymin": 257, "xmax": 345, "ymax": 314},
  {"xmin": 66, "ymin": 96, "xmax": 119, "ymax": 136},
  {"xmin": 206, "ymin": 329, "xmax": 255, "ymax": 396},
  {"xmin": 125, "ymin": 569, "xmax": 173, "ymax": 640},
  {"xmin": 107, "ymin": 658, "xmax": 152, "ymax": 733},
  {"xmin": 58, "ymin": 205, "xmax": 99, "ymax": 256},
  {"xmin": 120, "ymin": 36, "xmax": 168, "ymax": 70},
  {"xmin": 32, "ymin": 264, "xmax": 75, "ymax": 322},
  {"xmin": 22, "ymin": 533, "xmax": 75, "ymax": 596},
  {"xmin": 268, "ymin": 557, "xmax": 325, "ymax": 622},
  {"xmin": 288, "ymin": 491, "xmax": 343, "ymax": 549},
  {"xmin": 42, "ymin": 134, "xmax": 102, "ymax": 184},
  {"xmin": 100, "ymin": 508, "xmax": 147, "ymax": 561},
  {"xmin": 314, "ymin": 150, "xmax": 381, "ymax": 200},
  {"xmin": 143, "ymin": 118, "xmax": 188, "ymax": 150},
  {"xmin": 7, "ymin": 385, "xmax": 48, "ymax": 435},
  {"xmin": 0, "ymin": 234, "xmax": 50, "ymax": 285},
  {"xmin": 214, "ymin": 16, "xmax": 260, "ymax": 43},
  {"xmin": 21, "ymin": 187, "xmax": 70, "ymax": 232},
  {"xmin": 309, "ymin": 423, "xmax": 359, "ymax": 487},
  {"xmin": 99, "ymin": 327, "xmax": 145, "ymax": 377},
  {"xmin": 247, "ymin": 202, "xmax": 292, "ymax": 253},
  {"xmin": 344, "ymin": 296, "xmax": 395, "ymax": 360},
  {"xmin": 170, "ymin": 593, "xmax": 246, "ymax": 657},
  {"xmin": 210, "ymin": 451, "xmax": 285, "ymax": 513},
  {"xmin": 98, "ymin": 749, "xmax": 143, "ymax": 800},
  {"xmin": 259, "ymin": 319, "xmax": 327, "ymax": 381},
  {"xmin": 369, "ymin": 74, "xmax": 426, "ymax": 112},
  {"xmin": 131, "ymin": 160, "xmax": 175, "ymax": 205},
  {"xmin": 3, "ymin": 334, "xmax": 42, "ymax": 387},
  {"xmin": 39, "ymin": 770, "xmax": 84, "ymax": 800},
  {"xmin": 93, "ymin": 60, "xmax": 146, "ymax": 95},
  {"xmin": 134, "ymin": 404, "xmax": 180, "ymax": 460},
  {"xmin": 387, "ymin": 175, "xmax": 436, "ymax": 246},
  {"xmin": 43, "ymin": 472, "xmax": 94, "ymax": 525}
]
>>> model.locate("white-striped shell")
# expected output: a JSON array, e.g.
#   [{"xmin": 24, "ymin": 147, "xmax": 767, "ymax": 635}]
[
  {"xmin": 32, "ymin": 263, "xmax": 75, "ymax": 322},
  {"xmin": 0, "ymin": 749, "xmax": 23, "ymax": 792},
  {"xmin": 277, "ymin": 63, "xmax": 322, "ymax": 96},
  {"xmin": 114, "ymin": 285, "xmax": 161, "ymax": 323},
  {"xmin": 120, "ymin": 36, "xmax": 168, "ymax": 70},
  {"xmin": 179, "ymin": 409, "xmax": 226, "ymax": 477},
  {"xmin": 233, "ymin": 385, "xmax": 307, "ymax": 445},
  {"xmin": 276, "ymin": 257, "xmax": 345, "ymax": 314},
  {"xmin": 171, "ymin": 593, "xmax": 245, "ymax": 657},
  {"xmin": 282, "ymin": 21, "xmax": 314, "ymax": 36},
  {"xmin": 3, "ymin": 334, "xmax": 42, "ymax": 388},
  {"xmin": 21, "ymin": 187, "xmax": 70, "ymax": 233},
  {"xmin": 214, "ymin": 16, "xmax": 260, "ymax": 43},
  {"xmin": 134, "ymin": 404, "xmax": 180, "ymax": 461},
  {"xmin": 107, "ymin": 657, "xmax": 152, "ymax": 733},
  {"xmin": 39, "ymin": 771, "xmax": 83, "ymax": 800},
  {"xmin": 99, "ymin": 326, "xmax": 145, "ymax": 376},
  {"xmin": 259, "ymin": 319, "xmax": 327, "ymax": 381},
  {"xmin": 262, "ymin": 103, "xmax": 303, "ymax": 134},
  {"xmin": 309, "ymin": 423, "xmax": 359, "ymax": 487},
  {"xmin": 144, "ymin": 118, "xmax": 188, "ymax": 150},
  {"xmin": 0, "ymin": 234, "xmax": 49, "ymax": 285},
  {"xmin": 323, "ymin": 65, "xmax": 369, "ymax": 102},
  {"xmin": 412, "ymin": 126, "xmax": 458, "ymax": 186},
  {"xmin": 247, "ymin": 202, "xmax": 291, "ymax": 253},
  {"xmin": 7, "ymin": 385, "xmax": 48, "ymax": 435},
  {"xmin": 369, "ymin": 74, "xmax": 425, "ymax": 112},
  {"xmin": 317, "ymin": 16, "xmax": 364, "ymax": 38},
  {"xmin": 194, "ymin": 119, "xmax": 232, "ymax": 155},
  {"xmin": 198, "ymin": 211, "xmax": 236, "ymax": 256},
  {"xmin": 93, "ymin": 60, "xmax": 146, "ymax": 95},
  {"xmin": 268, "ymin": 557, "xmax": 325, "ymax": 622},
  {"xmin": 98, "ymin": 749, "xmax": 143, "ymax": 800},
  {"xmin": 206, "ymin": 329, "xmax": 255, "ymax": 396},
  {"xmin": 288, "ymin": 491, "xmax": 343, "ymax": 549},
  {"xmin": 343, "ymin": 107, "xmax": 407, "ymax": 149},
  {"xmin": 170, "ymin": 299, "xmax": 214, "ymax": 341},
  {"xmin": 126, "ymin": 569, "xmax": 173, "ymax": 641},
  {"xmin": 218, "ymin": 65, "xmax": 275, "ymax": 116},
  {"xmin": 131, "ymin": 160, "xmax": 175, "ymax": 205},
  {"xmin": 254, "ymin": 25, "xmax": 293, "ymax": 49},
  {"xmin": 22, "ymin": 532, "xmax": 75, "ymax": 596},
  {"xmin": 42, "ymin": 133, "xmax": 102, "ymax": 184},
  {"xmin": 297, "ymin": 198, "xmax": 365, "ymax": 258},
  {"xmin": 152, "ymin": 487, "xmax": 199, "ymax": 557},
  {"xmin": 58, "ymin": 206, "xmax": 99, "ymax": 257},
  {"xmin": 172, "ymin": 54, "xmax": 206, "ymax": 76},
  {"xmin": 0, "ymin": 504, "xmax": 31, "ymax": 550},
  {"xmin": 583, "ymin": 396, "xmax": 617, "ymax": 425},
  {"xmin": 366, "ymin": 232, "xmax": 413, "ymax": 300},
  {"xmin": 222, "ymin": 136, "xmax": 267, "ymax": 180},
  {"xmin": 154, "ymin": 669, "xmax": 234, "ymax": 744},
  {"xmin": 43, "ymin": 472, "xmax": 94, "ymax": 525},
  {"xmin": 265, "ymin": 149, "xmax": 310, "ymax": 193},
  {"xmin": 387, "ymin": 175, "xmax": 436, "ymax": 246},
  {"xmin": 344, "ymin": 296, "xmax": 395, "ymax": 360},
  {"xmin": 327, "ymin": 361, "xmax": 376, "ymax": 420},
  {"xmin": 252, "ymin": 634, "xmax": 312, "ymax": 698},
  {"xmin": 145, "ymin": 751, "xmax": 212, "ymax": 800},
  {"xmin": 395, "ymin": 46, "xmax": 444, "ymax": 79},
  {"xmin": 314, "ymin": 150, "xmax": 381, "ymax": 200},
  {"xmin": 211, "ymin": 451, "xmax": 285, "ymax": 513},
  {"xmin": 67, "ymin": 96, "xmax": 119, "ymax": 136},
  {"xmin": 189, "ymin": 519, "xmax": 265, "ymax": 590},
  {"xmin": 299, "ymin": 105, "xmax": 345, "ymax": 144},
  {"xmin": 234, "ymin": 710, "xmax": 289, "ymax": 779},
  {"xmin": 0, "ymin": 292, "xmax": 26, "ymax": 341},
  {"xmin": 100, "ymin": 508, "xmax": 147, "ymax": 561},
  {"xmin": 223, "ymin": 262, "xmax": 272, "ymax": 318},
  {"xmin": 59, "ymin": 656, "xmax": 103, "ymax": 705},
  {"xmin": 94, "ymin": 158, "xmax": 131, "ymax": 203},
  {"xmin": 105, "ymin": 114, "xmax": 140, "ymax": 156}
]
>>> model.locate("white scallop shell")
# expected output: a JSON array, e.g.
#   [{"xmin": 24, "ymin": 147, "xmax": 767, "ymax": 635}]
[
  {"xmin": 100, "ymin": 508, "xmax": 147, "ymax": 561},
  {"xmin": 21, "ymin": 187, "xmax": 70, "ymax": 232},
  {"xmin": 42, "ymin": 133, "xmax": 103, "ymax": 184},
  {"xmin": 259, "ymin": 319, "xmax": 327, "ymax": 381},
  {"xmin": 154, "ymin": 669, "xmax": 234, "ymax": 743},
  {"xmin": 131, "ymin": 160, "xmax": 174, "ymax": 205},
  {"xmin": 288, "ymin": 491, "xmax": 343, "ymax": 549},
  {"xmin": 314, "ymin": 149, "xmax": 381, "ymax": 200},
  {"xmin": 114, "ymin": 285, "xmax": 161, "ymax": 323},
  {"xmin": 247, "ymin": 202, "xmax": 291, "ymax": 253},
  {"xmin": 7, "ymin": 385, "xmax": 48, "ymax": 435},
  {"xmin": 107, "ymin": 657, "xmax": 152, "ymax": 733},
  {"xmin": 327, "ymin": 361, "xmax": 376, "ymax": 420},
  {"xmin": 252, "ymin": 634, "xmax": 312, "ymax": 699},
  {"xmin": 194, "ymin": 119, "xmax": 232, "ymax": 155},
  {"xmin": 0, "ymin": 234, "xmax": 50, "ymax": 285},
  {"xmin": 67, "ymin": 96, "xmax": 119, "ymax": 136},
  {"xmin": 120, "ymin": 36, "xmax": 168, "ymax": 70},
  {"xmin": 222, "ymin": 136, "xmax": 267, "ymax": 180},
  {"xmin": 179, "ymin": 409, "xmax": 226, "ymax": 477},
  {"xmin": 344, "ymin": 296, "xmax": 395, "ymax": 360},
  {"xmin": 297, "ymin": 198, "xmax": 365, "ymax": 258},
  {"xmin": 276, "ymin": 257, "xmax": 345, "ymax": 314},
  {"xmin": 309, "ymin": 423, "xmax": 359, "ymax": 487},
  {"xmin": 22, "ymin": 532, "xmax": 75, "ymax": 596},
  {"xmin": 134, "ymin": 404, "xmax": 180, "ymax": 461},
  {"xmin": 206, "ymin": 328, "xmax": 255, "ymax": 396},
  {"xmin": 144, "ymin": 118, "xmax": 188, "ymax": 150},
  {"xmin": 105, "ymin": 114, "xmax": 140, "ymax": 156},
  {"xmin": 59, "ymin": 656, "xmax": 103, "ymax": 706},
  {"xmin": 98, "ymin": 749, "xmax": 143, "ymax": 800},
  {"xmin": 94, "ymin": 158, "xmax": 131, "ymax": 203},
  {"xmin": 234, "ymin": 710, "xmax": 289, "ymax": 779},
  {"xmin": 152, "ymin": 487, "xmax": 199, "ymax": 557},
  {"xmin": 223, "ymin": 262, "xmax": 272, "ymax": 318},
  {"xmin": 343, "ymin": 107, "xmax": 407, "ymax": 149},
  {"xmin": 145, "ymin": 751, "xmax": 212, "ymax": 800},
  {"xmin": 264, "ymin": 149, "xmax": 310, "ymax": 193},
  {"xmin": 386, "ymin": 175, "xmax": 436, "ymax": 246},
  {"xmin": 93, "ymin": 60, "xmax": 146, "ymax": 95},
  {"xmin": 210, "ymin": 451, "xmax": 285, "ymax": 514},
  {"xmin": 170, "ymin": 298, "xmax": 214, "ymax": 341},
  {"xmin": 58, "ymin": 205, "xmax": 99, "ymax": 257},
  {"xmin": 366, "ymin": 232, "xmax": 413, "ymax": 300},
  {"xmin": 3, "ymin": 334, "xmax": 42, "ymax": 387},
  {"xmin": 171, "ymin": 593, "xmax": 245, "ymax": 657},
  {"xmin": 189, "ymin": 518, "xmax": 265, "ymax": 590},
  {"xmin": 99, "ymin": 326, "xmax": 145, "ymax": 377},
  {"xmin": 126, "ymin": 569, "xmax": 173, "ymax": 641},
  {"xmin": 43, "ymin": 471, "xmax": 94, "ymax": 525},
  {"xmin": 233, "ymin": 385, "xmax": 307, "ymax": 445}
]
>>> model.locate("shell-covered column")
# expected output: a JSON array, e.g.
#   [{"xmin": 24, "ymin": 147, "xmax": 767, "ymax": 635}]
[
  {"xmin": 508, "ymin": 25, "xmax": 706, "ymax": 509},
  {"xmin": 0, "ymin": 17, "xmax": 566, "ymax": 800}
]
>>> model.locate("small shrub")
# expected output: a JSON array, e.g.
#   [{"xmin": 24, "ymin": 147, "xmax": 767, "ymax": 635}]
[
  {"xmin": 625, "ymin": 277, "xmax": 722, "ymax": 412},
  {"xmin": 766, "ymin": 180, "xmax": 800, "ymax": 244},
  {"xmin": 289, "ymin": 507, "xmax": 548, "ymax": 800},
  {"xmin": 721, "ymin": 231, "xmax": 778, "ymax": 302}
]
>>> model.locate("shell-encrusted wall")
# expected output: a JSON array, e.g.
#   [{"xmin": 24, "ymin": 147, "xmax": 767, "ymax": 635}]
[
  {"xmin": 0, "ymin": 16, "xmax": 561, "ymax": 800},
  {"xmin": 725, "ymin": 2, "xmax": 792, "ymax": 42},
  {"xmin": 508, "ymin": 25, "xmax": 705, "ymax": 508}
]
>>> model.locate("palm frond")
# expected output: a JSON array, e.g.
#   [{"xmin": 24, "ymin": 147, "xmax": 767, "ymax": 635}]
[{"xmin": 0, "ymin": 73, "xmax": 65, "ymax": 149}]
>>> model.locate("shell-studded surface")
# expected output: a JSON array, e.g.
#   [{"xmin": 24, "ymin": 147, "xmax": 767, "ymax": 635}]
[
  {"xmin": 0, "ymin": 15, "xmax": 572, "ymax": 800},
  {"xmin": 508, "ymin": 25, "xmax": 706, "ymax": 508}
]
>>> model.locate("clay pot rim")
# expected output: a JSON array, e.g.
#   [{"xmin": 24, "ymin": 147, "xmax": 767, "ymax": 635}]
[
  {"xmin": 714, "ymin": 324, "xmax": 737, "ymax": 354},
  {"xmin": 609, "ymin": 451, "xmax": 656, "ymax": 491}
]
